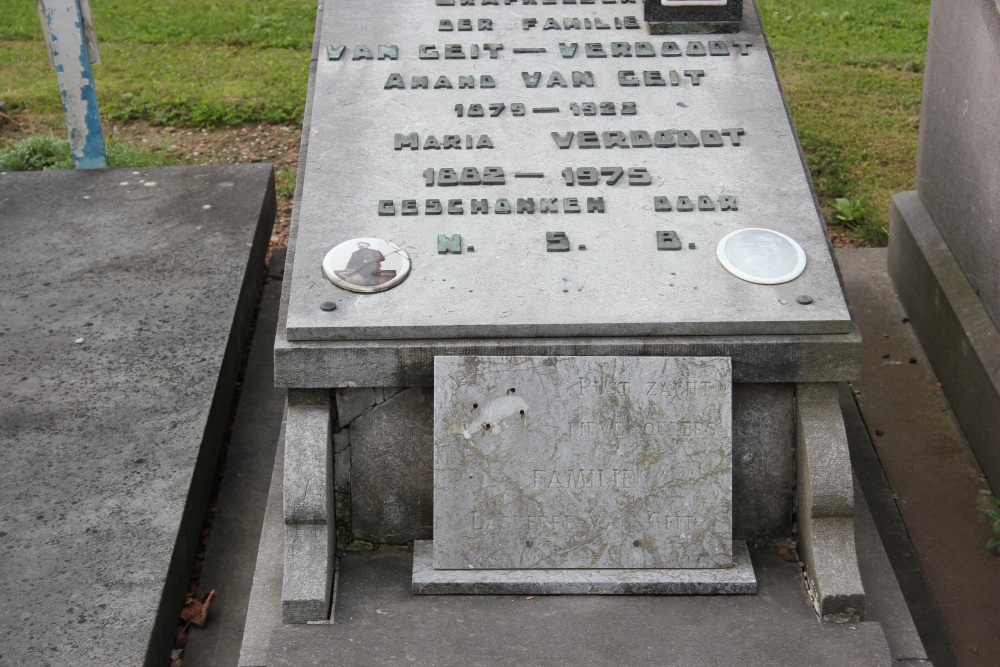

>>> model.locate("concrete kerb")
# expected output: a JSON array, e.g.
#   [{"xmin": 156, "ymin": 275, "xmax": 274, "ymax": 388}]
[
  {"xmin": 239, "ymin": 417, "xmax": 287, "ymax": 667},
  {"xmin": 181, "ymin": 250, "xmax": 288, "ymax": 667}
]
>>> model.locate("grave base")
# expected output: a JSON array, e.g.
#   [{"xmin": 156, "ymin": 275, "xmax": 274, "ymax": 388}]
[
  {"xmin": 888, "ymin": 191, "xmax": 1000, "ymax": 491},
  {"xmin": 412, "ymin": 541, "xmax": 757, "ymax": 595}
]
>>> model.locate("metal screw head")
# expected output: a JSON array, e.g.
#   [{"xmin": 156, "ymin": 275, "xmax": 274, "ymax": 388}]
[
  {"xmin": 796, "ymin": 295, "xmax": 814, "ymax": 305},
  {"xmin": 320, "ymin": 301, "xmax": 337, "ymax": 311},
  {"xmin": 632, "ymin": 539, "xmax": 641, "ymax": 547}
]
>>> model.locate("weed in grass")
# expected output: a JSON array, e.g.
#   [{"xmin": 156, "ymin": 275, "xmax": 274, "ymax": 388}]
[
  {"xmin": 275, "ymin": 168, "xmax": 297, "ymax": 199},
  {"xmin": 0, "ymin": 136, "xmax": 72, "ymax": 171},
  {"xmin": 834, "ymin": 198, "xmax": 866, "ymax": 227},
  {"xmin": 0, "ymin": 135, "xmax": 179, "ymax": 171}
]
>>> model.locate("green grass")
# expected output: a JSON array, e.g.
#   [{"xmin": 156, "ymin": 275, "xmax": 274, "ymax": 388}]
[
  {"xmin": 2, "ymin": 1, "xmax": 929, "ymax": 246},
  {"xmin": 0, "ymin": 135, "xmax": 180, "ymax": 171},
  {"xmin": 0, "ymin": 0, "xmax": 314, "ymax": 128},
  {"xmin": 759, "ymin": 0, "xmax": 930, "ymax": 245}
]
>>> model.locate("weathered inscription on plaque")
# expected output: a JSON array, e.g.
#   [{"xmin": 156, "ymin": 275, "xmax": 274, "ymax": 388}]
[{"xmin": 433, "ymin": 356, "xmax": 732, "ymax": 569}]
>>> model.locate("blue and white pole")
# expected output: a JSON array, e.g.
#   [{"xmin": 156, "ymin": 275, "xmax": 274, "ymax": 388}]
[{"xmin": 36, "ymin": 0, "xmax": 107, "ymax": 169}]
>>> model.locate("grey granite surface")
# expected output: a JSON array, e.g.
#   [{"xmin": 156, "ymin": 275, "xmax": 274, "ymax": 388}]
[{"xmin": 0, "ymin": 164, "xmax": 273, "ymax": 666}]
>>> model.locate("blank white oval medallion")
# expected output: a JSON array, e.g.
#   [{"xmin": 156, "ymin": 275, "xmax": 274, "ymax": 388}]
[{"xmin": 717, "ymin": 228, "xmax": 807, "ymax": 284}]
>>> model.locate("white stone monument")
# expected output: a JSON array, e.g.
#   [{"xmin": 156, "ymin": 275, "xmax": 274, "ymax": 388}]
[{"xmin": 277, "ymin": 0, "xmax": 865, "ymax": 623}]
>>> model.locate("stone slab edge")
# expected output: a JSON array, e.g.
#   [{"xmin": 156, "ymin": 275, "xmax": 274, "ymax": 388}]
[
  {"xmin": 411, "ymin": 540, "xmax": 756, "ymax": 595},
  {"xmin": 182, "ymin": 251, "xmax": 286, "ymax": 667},
  {"xmin": 888, "ymin": 191, "xmax": 1000, "ymax": 491},
  {"xmin": 841, "ymin": 382, "xmax": 953, "ymax": 664},
  {"xmin": 274, "ymin": 328, "xmax": 862, "ymax": 388},
  {"xmin": 145, "ymin": 166, "xmax": 274, "ymax": 666},
  {"xmin": 853, "ymin": 478, "xmax": 929, "ymax": 663}
]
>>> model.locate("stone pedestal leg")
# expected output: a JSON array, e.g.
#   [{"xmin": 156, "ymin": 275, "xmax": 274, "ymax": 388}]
[
  {"xmin": 796, "ymin": 383, "xmax": 865, "ymax": 622},
  {"xmin": 281, "ymin": 389, "xmax": 334, "ymax": 623}
]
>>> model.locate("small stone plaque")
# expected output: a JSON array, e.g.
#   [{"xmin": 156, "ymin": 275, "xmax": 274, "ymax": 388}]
[{"xmin": 433, "ymin": 356, "xmax": 733, "ymax": 570}]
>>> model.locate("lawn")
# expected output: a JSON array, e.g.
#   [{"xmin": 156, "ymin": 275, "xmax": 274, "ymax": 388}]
[
  {"xmin": 757, "ymin": 0, "xmax": 930, "ymax": 244},
  {"xmin": 0, "ymin": 0, "xmax": 315, "ymax": 127},
  {"xmin": 0, "ymin": 0, "xmax": 930, "ymax": 246}
]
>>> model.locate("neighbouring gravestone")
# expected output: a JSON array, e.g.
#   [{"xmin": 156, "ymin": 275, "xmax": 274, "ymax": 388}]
[
  {"xmin": 888, "ymin": 0, "xmax": 1000, "ymax": 491},
  {"xmin": 274, "ymin": 0, "xmax": 865, "ymax": 623}
]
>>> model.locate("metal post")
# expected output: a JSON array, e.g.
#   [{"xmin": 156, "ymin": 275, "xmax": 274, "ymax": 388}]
[{"xmin": 36, "ymin": 0, "xmax": 107, "ymax": 169}]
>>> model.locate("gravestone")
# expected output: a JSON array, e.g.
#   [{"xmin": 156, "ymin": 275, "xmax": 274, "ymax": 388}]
[
  {"xmin": 274, "ymin": 0, "xmax": 865, "ymax": 624},
  {"xmin": 888, "ymin": 0, "xmax": 1000, "ymax": 491}
]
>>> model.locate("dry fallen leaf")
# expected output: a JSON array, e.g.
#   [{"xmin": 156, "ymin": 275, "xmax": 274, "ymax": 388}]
[
  {"xmin": 181, "ymin": 589, "xmax": 217, "ymax": 628},
  {"xmin": 779, "ymin": 546, "xmax": 798, "ymax": 563}
]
